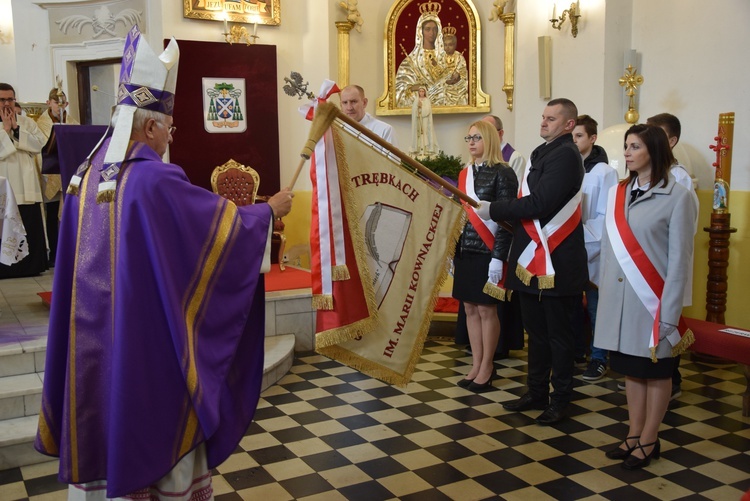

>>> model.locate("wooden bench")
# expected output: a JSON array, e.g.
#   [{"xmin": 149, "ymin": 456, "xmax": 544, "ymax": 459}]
[{"xmin": 684, "ymin": 317, "xmax": 750, "ymax": 416}]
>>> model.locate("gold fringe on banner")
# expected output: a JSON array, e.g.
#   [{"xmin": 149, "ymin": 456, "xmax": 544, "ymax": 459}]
[
  {"xmin": 482, "ymin": 282, "xmax": 507, "ymax": 301},
  {"xmin": 66, "ymin": 183, "xmax": 79, "ymax": 196},
  {"xmin": 331, "ymin": 264, "xmax": 351, "ymax": 281},
  {"xmin": 315, "ymin": 315, "xmax": 378, "ymax": 349},
  {"xmin": 312, "ymin": 294, "xmax": 334, "ymax": 311}
]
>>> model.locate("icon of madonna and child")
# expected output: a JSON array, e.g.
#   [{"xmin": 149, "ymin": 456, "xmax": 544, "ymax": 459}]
[{"xmin": 394, "ymin": 1, "xmax": 470, "ymax": 109}]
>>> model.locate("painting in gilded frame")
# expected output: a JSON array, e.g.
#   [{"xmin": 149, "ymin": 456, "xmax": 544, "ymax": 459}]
[
  {"xmin": 183, "ymin": 0, "xmax": 280, "ymax": 26},
  {"xmin": 376, "ymin": 0, "xmax": 489, "ymax": 116}
]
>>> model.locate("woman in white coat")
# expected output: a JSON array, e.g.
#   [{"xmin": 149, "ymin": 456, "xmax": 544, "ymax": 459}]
[{"xmin": 594, "ymin": 124, "xmax": 696, "ymax": 469}]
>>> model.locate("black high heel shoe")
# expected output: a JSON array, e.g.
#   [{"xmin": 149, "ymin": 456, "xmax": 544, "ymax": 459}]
[
  {"xmin": 467, "ymin": 370, "xmax": 497, "ymax": 392},
  {"xmin": 622, "ymin": 439, "xmax": 660, "ymax": 470},
  {"xmin": 457, "ymin": 377, "xmax": 475, "ymax": 388},
  {"xmin": 605, "ymin": 436, "xmax": 640, "ymax": 460}
]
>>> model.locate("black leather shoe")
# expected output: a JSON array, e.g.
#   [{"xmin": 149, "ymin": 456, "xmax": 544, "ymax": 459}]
[
  {"xmin": 535, "ymin": 403, "xmax": 567, "ymax": 425},
  {"xmin": 502, "ymin": 393, "xmax": 548, "ymax": 412}
]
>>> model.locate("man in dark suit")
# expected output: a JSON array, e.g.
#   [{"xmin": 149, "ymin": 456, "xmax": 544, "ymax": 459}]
[{"xmin": 476, "ymin": 98, "xmax": 588, "ymax": 425}]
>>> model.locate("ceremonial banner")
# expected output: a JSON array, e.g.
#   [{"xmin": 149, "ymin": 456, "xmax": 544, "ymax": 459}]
[{"xmin": 313, "ymin": 115, "xmax": 465, "ymax": 386}]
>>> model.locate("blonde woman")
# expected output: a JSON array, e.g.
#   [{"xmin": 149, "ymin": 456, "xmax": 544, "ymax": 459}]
[{"xmin": 453, "ymin": 120, "xmax": 517, "ymax": 391}]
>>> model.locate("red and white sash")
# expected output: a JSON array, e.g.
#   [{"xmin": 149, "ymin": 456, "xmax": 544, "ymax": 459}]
[
  {"xmin": 304, "ymin": 81, "xmax": 345, "ymax": 309},
  {"xmin": 458, "ymin": 165, "xmax": 507, "ymax": 299},
  {"xmin": 605, "ymin": 182, "xmax": 692, "ymax": 360},
  {"xmin": 516, "ymin": 164, "xmax": 581, "ymax": 289}
]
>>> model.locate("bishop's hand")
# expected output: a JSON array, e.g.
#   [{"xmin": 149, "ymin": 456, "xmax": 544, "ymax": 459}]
[{"xmin": 267, "ymin": 188, "xmax": 294, "ymax": 220}]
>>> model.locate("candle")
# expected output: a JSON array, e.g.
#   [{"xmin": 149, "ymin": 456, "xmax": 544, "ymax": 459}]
[
  {"xmin": 223, "ymin": 14, "xmax": 228, "ymax": 33},
  {"xmin": 552, "ymin": 2, "xmax": 557, "ymax": 19},
  {"xmin": 253, "ymin": 22, "xmax": 258, "ymax": 37}
]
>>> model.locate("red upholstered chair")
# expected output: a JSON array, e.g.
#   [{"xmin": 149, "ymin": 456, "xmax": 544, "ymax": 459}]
[{"xmin": 210, "ymin": 159, "xmax": 286, "ymax": 270}]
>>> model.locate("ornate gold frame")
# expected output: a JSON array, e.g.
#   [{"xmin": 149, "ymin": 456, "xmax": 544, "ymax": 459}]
[
  {"xmin": 376, "ymin": 0, "xmax": 489, "ymax": 116},
  {"xmin": 183, "ymin": 0, "xmax": 280, "ymax": 26}
]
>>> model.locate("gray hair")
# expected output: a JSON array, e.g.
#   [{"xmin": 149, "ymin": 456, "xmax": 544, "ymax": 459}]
[{"xmin": 111, "ymin": 106, "xmax": 167, "ymax": 131}]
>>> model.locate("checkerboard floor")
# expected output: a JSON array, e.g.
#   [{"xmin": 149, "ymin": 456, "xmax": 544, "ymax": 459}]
[{"xmin": 3, "ymin": 340, "xmax": 749, "ymax": 500}]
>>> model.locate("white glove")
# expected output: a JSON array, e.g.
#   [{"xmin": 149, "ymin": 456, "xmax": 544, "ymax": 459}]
[
  {"xmin": 488, "ymin": 258, "xmax": 504, "ymax": 284},
  {"xmin": 658, "ymin": 321, "xmax": 677, "ymax": 341},
  {"xmin": 475, "ymin": 200, "xmax": 492, "ymax": 221}
]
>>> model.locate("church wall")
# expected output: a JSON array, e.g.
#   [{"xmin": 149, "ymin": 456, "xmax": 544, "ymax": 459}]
[
  {"xmin": 0, "ymin": 0, "xmax": 16, "ymax": 87},
  {"xmin": 632, "ymin": 0, "xmax": 750, "ymax": 192},
  {"xmin": 7, "ymin": 0, "xmax": 52, "ymax": 103}
]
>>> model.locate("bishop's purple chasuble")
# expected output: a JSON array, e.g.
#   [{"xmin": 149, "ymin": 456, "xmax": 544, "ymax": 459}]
[{"xmin": 35, "ymin": 140, "xmax": 271, "ymax": 497}]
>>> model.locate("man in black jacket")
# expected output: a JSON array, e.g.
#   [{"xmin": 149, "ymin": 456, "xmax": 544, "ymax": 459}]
[{"xmin": 477, "ymin": 98, "xmax": 588, "ymax": 425}]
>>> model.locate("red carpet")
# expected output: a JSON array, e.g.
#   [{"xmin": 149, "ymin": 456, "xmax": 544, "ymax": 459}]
[
  {"xmin": 38, "ymin": 265, "xmax": 312, "ymax": 308},
  {"xmin": 264, "ymin": 265, "xmax": 312, "ymax": 292}
]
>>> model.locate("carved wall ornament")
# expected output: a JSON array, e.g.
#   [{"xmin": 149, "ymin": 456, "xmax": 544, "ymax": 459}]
[{"xmin": 56, "ymin": 6, "xmax": 143, "ymax": 38}]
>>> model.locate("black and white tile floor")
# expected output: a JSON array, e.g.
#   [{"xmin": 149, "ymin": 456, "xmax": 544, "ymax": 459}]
[{"xmin": 2, "ymin": 340, "xmax": 749, "ymax": 500}]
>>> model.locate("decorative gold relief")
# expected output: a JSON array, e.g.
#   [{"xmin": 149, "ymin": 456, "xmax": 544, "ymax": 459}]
[
  {"xmin": 376, "ymin": 0, "xmax": 490, "ymax": 116},
  {"xmin": 184, "ymin": 0, "xmax": 280, "ymax": 26}
]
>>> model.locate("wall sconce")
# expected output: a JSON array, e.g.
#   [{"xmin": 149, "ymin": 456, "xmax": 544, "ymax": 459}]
[
  {"xmin": 550, "ymin": 2, "xmax": 581, "ymax": 38},
  {"xmin": 222, "ymin": 12, "xmax": 259, "ymax": 45}
]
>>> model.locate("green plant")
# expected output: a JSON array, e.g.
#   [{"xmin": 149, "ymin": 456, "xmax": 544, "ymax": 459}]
[{"xmin": 418, "ymin": 151, "xmax": 464, "ymax": 181}]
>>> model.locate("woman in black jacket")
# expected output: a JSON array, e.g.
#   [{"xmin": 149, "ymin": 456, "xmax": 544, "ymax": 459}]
[{"xmin": 454, "ymin": 120, "xmax": 518, "ymax": 391}]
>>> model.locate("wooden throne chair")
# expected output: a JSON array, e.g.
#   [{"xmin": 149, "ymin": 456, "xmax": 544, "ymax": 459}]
[{"xmin": 210, "ymin": 159, "xmax": 286, "ymax": 271}]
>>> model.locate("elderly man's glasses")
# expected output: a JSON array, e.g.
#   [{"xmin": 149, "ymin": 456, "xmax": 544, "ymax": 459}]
[
  {"xmin": 464, "ymin": 134, "xmax": 482, "ymax": 143},
  {"xmin": 156, "ymin": 121, "xmax": 177, "ymax": 135}
]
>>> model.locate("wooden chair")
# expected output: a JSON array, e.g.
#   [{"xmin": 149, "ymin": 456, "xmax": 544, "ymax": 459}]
[{"xmin": 210, "ymin": 159, "xmax": 286, "ymax": 270}]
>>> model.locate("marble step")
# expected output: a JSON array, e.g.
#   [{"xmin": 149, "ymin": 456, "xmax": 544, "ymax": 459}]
[
  {"xmin": 0, "ymin": 343, "xmax": 46, "ymax": 379},
  {"xmin": 0, "ymin": 334, "xmax": 296, "ymax": 471},
  {"xmin": 0, "ymin": 373, "xmax": 43, "ymax": 421}
]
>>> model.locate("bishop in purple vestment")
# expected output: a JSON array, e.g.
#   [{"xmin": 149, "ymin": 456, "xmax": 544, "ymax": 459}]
[{"xmin": 34, "ymin": 26, "xmax": 294, "ymax": 498}]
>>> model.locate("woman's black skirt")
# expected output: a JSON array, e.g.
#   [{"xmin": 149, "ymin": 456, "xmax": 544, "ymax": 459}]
[
  {"xmin": 610, "ymin": 351, "xmax": 674, "ymax": 379},
  {"xmin": 452, "ymin": 250, "xmax": 498, "ymax": 305}
]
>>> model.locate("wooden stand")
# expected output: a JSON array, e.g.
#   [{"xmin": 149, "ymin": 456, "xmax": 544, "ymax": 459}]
[
  {"xmin": 692, "ymin": 211, "xmax": 737, "ymax": 366},
  {"xmin": 704, "ymin": 212, "xmax": 736, "ymax": 324}
]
